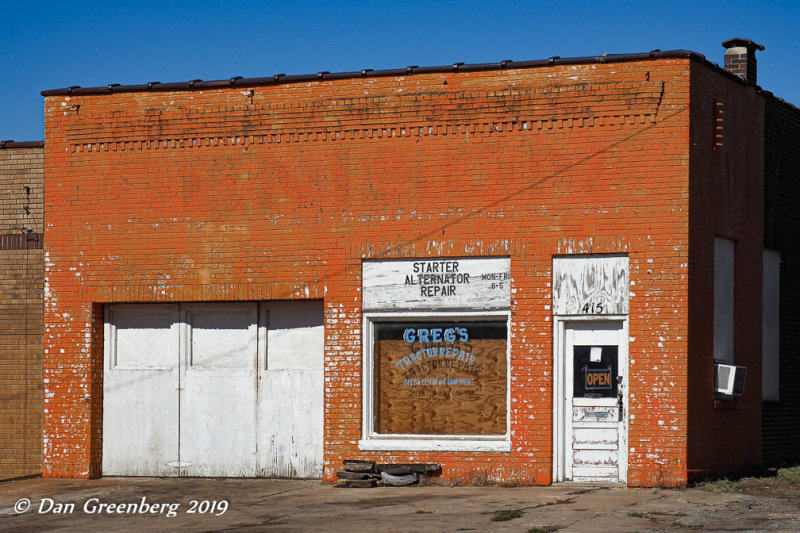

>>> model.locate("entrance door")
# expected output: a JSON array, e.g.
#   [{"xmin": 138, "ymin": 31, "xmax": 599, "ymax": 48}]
[{"xmin": 563, "ymin": 321, "xmax": 627, "ymax": 482}]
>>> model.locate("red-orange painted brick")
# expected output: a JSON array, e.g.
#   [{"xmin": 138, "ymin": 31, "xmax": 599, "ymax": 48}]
[{"xmin": 41, "ymin": 56, "xmax": 766, "ymax": 486}]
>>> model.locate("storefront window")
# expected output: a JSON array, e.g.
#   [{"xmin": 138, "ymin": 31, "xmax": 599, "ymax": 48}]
[{"xmin": 372, "ymin": 320, "xmax": 507, "ymax": 436}]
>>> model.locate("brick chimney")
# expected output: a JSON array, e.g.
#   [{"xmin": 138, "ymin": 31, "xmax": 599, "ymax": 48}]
[{"xmin": 722, "ymin": 38, "xmax": 764, "ymax": 84}]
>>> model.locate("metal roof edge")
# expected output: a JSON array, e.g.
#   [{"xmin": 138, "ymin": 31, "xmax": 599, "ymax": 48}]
[
  {"xmin": 0, "ymin": 140, "xmax": 45, "ymax": 149},
  {"xmin": 761, "ymin": 89, "xmax": 800, "ymax": 113},
  {"xmin": 40, "ymin": 49, "xmax": 701, "ymax": 97}
]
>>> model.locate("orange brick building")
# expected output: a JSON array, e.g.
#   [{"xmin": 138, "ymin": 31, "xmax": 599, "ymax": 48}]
[{"xmin": 39, "ymin": 40, "xmax": 797, "ymax": 485}]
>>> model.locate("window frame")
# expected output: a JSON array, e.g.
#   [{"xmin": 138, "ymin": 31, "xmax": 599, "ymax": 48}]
[
  {"xmin": 713, "ymin": 237, "xmax": 736, "ymax": 365},
  {"xmin": 359, "ymin": 310, "xmax": 511, "ymax": 452},
  {"xmin": 762, "ymin": 249, "xmax": 781, "ymax": 402}
]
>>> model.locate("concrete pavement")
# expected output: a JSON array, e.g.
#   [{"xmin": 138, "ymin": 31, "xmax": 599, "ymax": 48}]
[{"xmin": 1, "ymin": 477, "xmax": 798, "ymax": 532}]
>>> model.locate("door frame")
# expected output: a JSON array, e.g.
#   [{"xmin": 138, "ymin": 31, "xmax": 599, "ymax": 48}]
[{"xmin": 553, "ymin": 316, "xmax": 629, "ymax": 483}]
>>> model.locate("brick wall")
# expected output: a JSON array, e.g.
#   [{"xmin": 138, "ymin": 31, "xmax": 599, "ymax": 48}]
[
  {"xmin": 43, "ymin": 58, "xmax": 696, "ymax": 485},
  {"xmin": 762, "ymin": 95, "xmax": 800, "ymax": 466},
  {"xmin": 0, "ymin": 143, "xmax": 44, "ymax": 478},
  {"xmin": 687, "ymin": 64, "xmax": 765, "ymax": 480}
]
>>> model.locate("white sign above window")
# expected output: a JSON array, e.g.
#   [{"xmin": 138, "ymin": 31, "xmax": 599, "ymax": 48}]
[{"xmin": 363, "ymin": 257, "xmax": 511, "ymax": 312}]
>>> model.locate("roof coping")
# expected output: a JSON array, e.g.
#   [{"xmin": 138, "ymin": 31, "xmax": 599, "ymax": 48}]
[
  {"xmin": 41, "ymin": 49, "xmax": 702, "ymax": 97},
  {"xmin": 0, "ymin": 140, "xmax": 44, "ymax": 149}
]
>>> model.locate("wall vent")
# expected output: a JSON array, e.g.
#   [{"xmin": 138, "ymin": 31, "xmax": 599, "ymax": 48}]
[{"xmin": 714, "ymin": 100, "xmax": 724, "ymax": 150}]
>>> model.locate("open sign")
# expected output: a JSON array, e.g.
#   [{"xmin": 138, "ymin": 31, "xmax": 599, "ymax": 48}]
[
  {"xmin": 574, "ymin": 346, "xmax": 618, "ymax": 398},
  {"xmin": 584, "ymin": 368, "xmax": 613, "ymax": 390}
]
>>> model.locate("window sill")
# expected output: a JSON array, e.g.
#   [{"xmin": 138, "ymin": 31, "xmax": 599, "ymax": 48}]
[
  {"xmin": 359, "ymin": 437, "xmax": 511, "ymax": 453},
  {"xmin": 713, "ymin": 396, "xmax": 738, "ymax": 409}
]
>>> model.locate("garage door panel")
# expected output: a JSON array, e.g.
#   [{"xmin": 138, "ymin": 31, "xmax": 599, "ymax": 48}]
[
  {"xmin": 102, "ymin": 370, "xmax": 179, "ymax": 476},
  {"xmin": 104, "ymin": 301, "xmax": 323, "ymax": 478},
  {"xmin": 186, "ymin": 304, "xmax": 258, "ymax": 370},
  {"xmin": 111, "ymin": 304, "xmax": 178, "ymax": 369},
  {"xmin": 181, "ymin": 303, "xmax": 258, "ymax": 477},
  {"xmin": 266, "ymin": 302, "xmax": 324, "ymax": 370},
  {"xmin": 258, "ymin": 301, "xmax": 324, "ymax": 478},
  {"xmin": 259, "ymin": 369, "xmax": 323, "ymax": 478},
  {"xmin": 103, "ymin": 304, "xmax": 179, "ymax": 476},
  {"xmin": 180, "ymin": 372, "xmax": 258, "ymax": 477}
]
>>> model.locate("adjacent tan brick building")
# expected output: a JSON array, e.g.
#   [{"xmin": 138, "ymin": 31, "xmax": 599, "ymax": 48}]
[{"xmin": 0, "ymin": 141, "xmax": 44, "ymax": 479}]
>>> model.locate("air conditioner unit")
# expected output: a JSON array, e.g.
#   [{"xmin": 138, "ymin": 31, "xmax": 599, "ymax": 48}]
[{"xmin": 714, "ymin": 363, "xmax": 746, "ymax": 396}]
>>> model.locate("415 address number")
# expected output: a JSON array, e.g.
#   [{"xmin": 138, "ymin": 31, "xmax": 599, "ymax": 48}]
[{"xmin": 581, "ymin": 302, "xmax": 605, "ymax": 314}]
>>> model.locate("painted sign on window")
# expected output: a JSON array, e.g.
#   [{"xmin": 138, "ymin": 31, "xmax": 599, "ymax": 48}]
[{"xmin": 373, "ymin": 321, "xmax": 507, "ymax": 435}]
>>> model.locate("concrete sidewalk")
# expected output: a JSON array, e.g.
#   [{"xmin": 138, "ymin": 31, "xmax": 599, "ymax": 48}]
[{"xmin": 1, "ymin": 477, "xmax": 798, "ymax": 532}]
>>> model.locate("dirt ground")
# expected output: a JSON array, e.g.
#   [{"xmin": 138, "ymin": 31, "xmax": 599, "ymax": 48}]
[{"xmin": 700, "ymin": 466, "xmax": 800, "ymax": 504}]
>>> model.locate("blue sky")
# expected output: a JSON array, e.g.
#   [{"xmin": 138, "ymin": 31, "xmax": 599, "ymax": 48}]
[{"xmin": 2, "ymin": 1, "xmax": 798, "ymax": 141}]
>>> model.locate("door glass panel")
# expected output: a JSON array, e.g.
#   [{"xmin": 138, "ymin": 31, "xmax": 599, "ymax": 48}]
[{"xmin": 573, "ymin": 345, "xmax": 618, "ymax": 398}]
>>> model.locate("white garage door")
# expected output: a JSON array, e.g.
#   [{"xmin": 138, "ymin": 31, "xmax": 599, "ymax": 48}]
[{"xmin": 103, "ymin": 301, "xmax": 323, "ymax": 478}]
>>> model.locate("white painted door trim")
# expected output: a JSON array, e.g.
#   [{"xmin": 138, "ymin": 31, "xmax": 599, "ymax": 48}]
[{"xmin": 553, "ymin": 316, "xmax": 628, "ymax": 483}]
